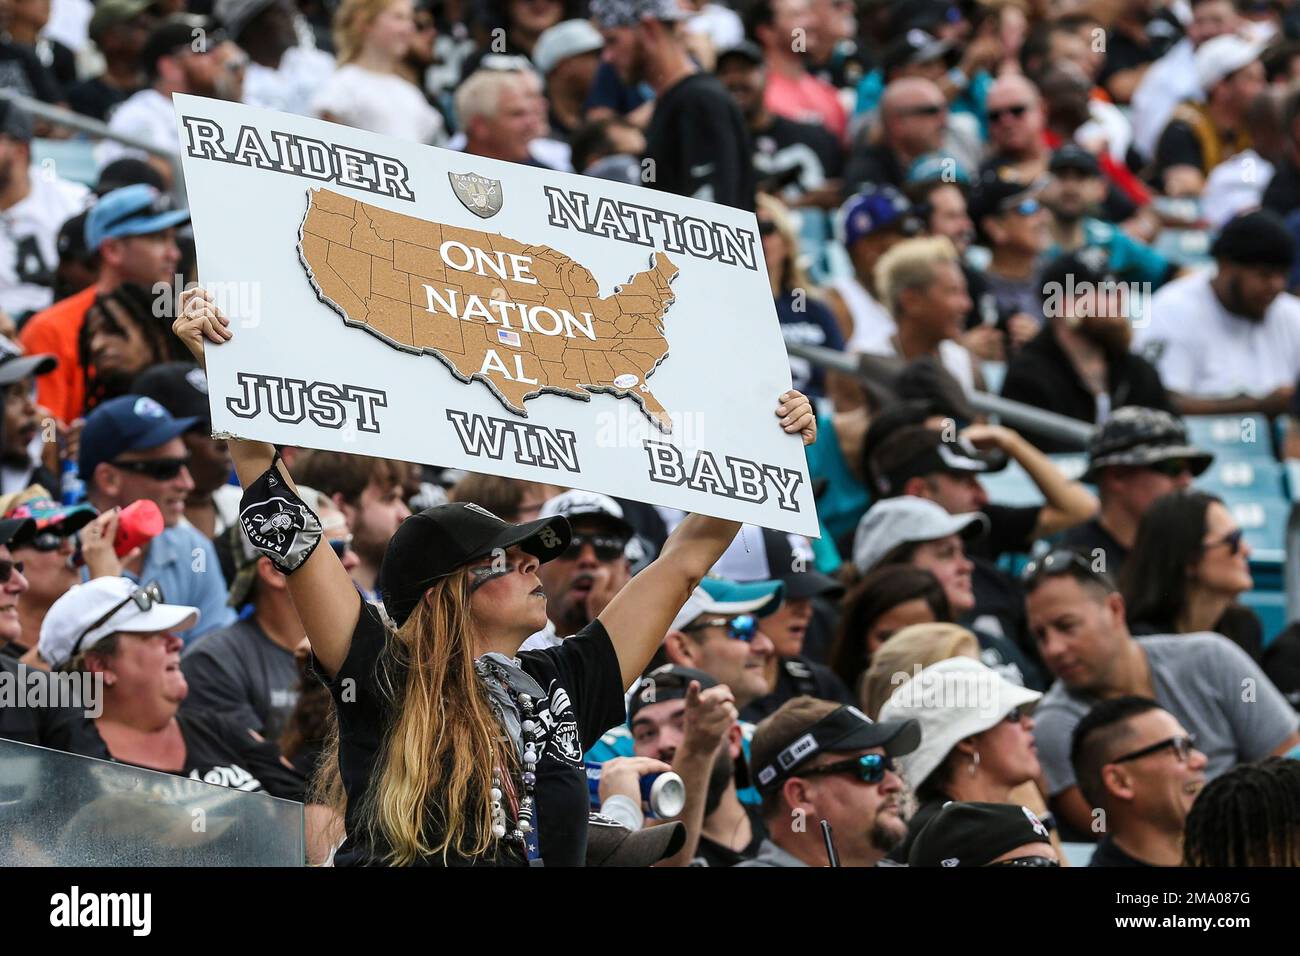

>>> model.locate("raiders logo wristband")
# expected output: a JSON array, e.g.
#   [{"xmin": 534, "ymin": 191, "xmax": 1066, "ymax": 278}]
[{"xmin": 238, "ymin": 454, "xmax": 323, "ymax": 574}]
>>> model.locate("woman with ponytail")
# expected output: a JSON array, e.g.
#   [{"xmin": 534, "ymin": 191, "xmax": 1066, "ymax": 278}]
[{"xmin": 173, "ymin": 288, "xmax": 817, "ymax": 866}]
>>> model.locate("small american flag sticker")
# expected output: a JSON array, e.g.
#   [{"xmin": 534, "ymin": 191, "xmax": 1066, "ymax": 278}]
[{"xmin": 497, "ymin": 329, "xmax": 521, "ymax": 347}]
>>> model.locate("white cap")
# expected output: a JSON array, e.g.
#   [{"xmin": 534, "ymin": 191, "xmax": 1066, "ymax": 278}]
[
  {"xmin": 1195, "ymin": 33, "xmax": 1267, "ymax": 93},
  {"xmin": 40, "ymin": 577, "xmax": 199, "ymax": 668},
  {"xmin": 851, "ymin": 495, "xmax": 988, "ymax": 575},
  {"xmin": 540, "ymin": 489, "xmax": 633, "ymax": 536},
  {"xmin": 877, "ymin": 657, "xmax": 1042, "ymax": 788},
  {"xmin": 532, "ymin": 19, "xmax": 605, "ymax": 75}
]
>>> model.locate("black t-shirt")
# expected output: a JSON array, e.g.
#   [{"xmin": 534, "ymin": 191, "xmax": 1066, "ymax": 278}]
[
  {"xmin": 753, "ymin": 113, "xmax": 844, "ymax": 198},
  {"xmin": 1262, "ymin": 162, "xmax": 1300, "ymax": 219},
  {"xmin": 65, "ymin": 709, "xmax": 306, "ymax": 800},
  {"xmin": 1089, "ymin": 836, "xmax": 1153, "ymax": 867},
  {"xmin": 0, "ymin": 654, "xmax": 79, "ymax": 749},
  {"xmin": 741, "ymin": 654, "xmax": 854, "ymax": 723},
  {"xmin": 969, "ymin": 503, "xmax": 1040, "ymax": 562},
  {"xmin": 692, "ymin": 803, "xmax": 769, "ymax": 867},
  {"xmin": 842, "ymin": 141, "xmax": 905, "ymax": 195},
  {"xmin": 0, "ymin": 39, "xmax": 62, "ymax": 102},
  {"xmin": 644, "ymin": 72, "xmax": 756, "ymax": 211},
  {"xmin": 67, "ymin": 77, "xmax": 140, "ymax": 122},
  {"xmin": 322, "ymin": 602, "xmax": 626, "ymax": 866},
  {"xmin": 1058, "ymin": 518, "xmax": 1129, "ymax": 581}
]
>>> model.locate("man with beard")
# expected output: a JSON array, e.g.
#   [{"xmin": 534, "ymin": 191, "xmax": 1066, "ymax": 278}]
[
  {"xmin": 289, "ymin": 450, "xmax": 410, "ymax": 603},
  {"xmin": 1071, "ymin": 697, "xmax": 1208, "ymax": 866},
  {"xmin": 0, "ymin": 338, "xmax": 59, "ymax": 494},
  {"xmin": 1135, "ymin": 210, "xmax": 1300, "ymax": 416},
  {"xmin": 0, "ymin": 101, "xmax": 92, "ymax": 323},
  {"xmin": 1041, "ymin": 147, "xmax": 1171, "ymax": 290},
  {"xmin": 523, "ymin": 490, "xmax": 633, "ymax": 650},
  {"xmin": 739, "ymin": 697, "xmax": 921, "ymax": 867},
  {"xmin": 1057, "ymin": 408, "xmax": 1213, "ymax": 578},
  {"xmin": 1002, "ymin": 253, "xmax": 1174, "ymax": 452},
  {"xmin": 715, "ymin": 41, "xmax": 842, "ymax": 209},
  {"xmin": 592, "ymin": 0, "xmax": 754, "ymax": 210},
  {"xmin": 99, "ymin": 14, "xmax": 245, "ymax": 183},
  {"xmin": 629, "ymin": 665, "xmax": 769, "ymax": 866}
]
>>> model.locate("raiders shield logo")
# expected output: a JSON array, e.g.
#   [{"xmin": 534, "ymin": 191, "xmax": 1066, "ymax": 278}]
[
  {"xmin": 241, "ymin": 496, "xmax": 312, "ymax": 561},
  {"xmin": 449, "ymin": 171, "xmax": 503, "ymax": 219}
]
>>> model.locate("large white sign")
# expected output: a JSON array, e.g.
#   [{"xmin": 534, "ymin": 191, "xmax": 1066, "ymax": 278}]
[{"xmin": 173, "ymin": 95, "xmax": 817, "ymax": 536}]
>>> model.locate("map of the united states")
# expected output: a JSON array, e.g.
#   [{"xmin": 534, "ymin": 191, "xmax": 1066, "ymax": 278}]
[{"xmin": 297, "ymin": 187, "xmax": 678, "ymax": 431}]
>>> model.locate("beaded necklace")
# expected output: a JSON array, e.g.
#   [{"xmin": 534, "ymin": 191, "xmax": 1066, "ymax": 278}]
[{"xmin": 479, "ymin": 658, "xmax": 542, "ymax": 863}]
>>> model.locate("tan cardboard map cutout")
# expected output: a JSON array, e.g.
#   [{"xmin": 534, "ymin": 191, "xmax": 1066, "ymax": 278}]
[{"xmin": 297, "ymin": 187, "xmax": 678, "ymax": 432}]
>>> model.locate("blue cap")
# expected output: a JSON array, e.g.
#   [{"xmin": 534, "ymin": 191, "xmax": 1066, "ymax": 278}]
[
  {"xmin": 85, "ymin": 184, "xmax": 190, "ymax": 250},
  {"xmin": 670, "ymin": 576, "xmax": 785, "ymax": 632},
  {"xmin": 837, "ymin": 185, "xmax": 923, "ymax": 247},
  {"xmin": 78, "ymin": 394, "xmax": 199, "ymax": 481},
  {"xmin": 907, "ymin": 152, "xmax": 971, "ymax": 187}
]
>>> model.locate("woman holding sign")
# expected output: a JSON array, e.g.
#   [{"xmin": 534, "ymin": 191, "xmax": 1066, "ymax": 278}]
[{"xmin": 173, "ymin": 287, "xmax": 816, "ymax": 867}]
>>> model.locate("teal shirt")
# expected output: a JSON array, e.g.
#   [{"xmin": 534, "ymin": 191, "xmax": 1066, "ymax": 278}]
[
  {"xmin": 1050, "ymin": 218, "xmax": 1171, "ymax": 289},
  {"xmin": 804, "ymin": 412, "xmax": 868, "ymax": 561}
]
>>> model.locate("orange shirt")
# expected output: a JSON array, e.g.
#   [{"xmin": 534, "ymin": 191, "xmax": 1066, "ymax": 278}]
[{"xmin": 18, "ymin": 284, "xmax": 97, "ymax": 424}]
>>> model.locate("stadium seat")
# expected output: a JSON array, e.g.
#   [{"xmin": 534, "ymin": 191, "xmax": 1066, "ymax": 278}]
[
  {"xmin": 979, "ymin": 460, "xmax": 1044, "ymax": 507},
  {"xmin": 30, "ymin": 137, "xmax": 98, "ymax": 188},
  {"xmin": 1183, "ymin": 415, "xmax": 1273, "ymax": 459},
  {"xmin": 1153, "ymin": 228, "xmax": 1212, "ymax": 267},
  {"xmin": 1195, "ymin": 458, "xmax": 1285, "ymax": 500},
  {"xmin": 1240, "ymin": 590, "xmax": 1288, "ymax": 649},
  {"xmin": 1226, "ymin": 499, "xmax": 1290, "ymax": 588}
]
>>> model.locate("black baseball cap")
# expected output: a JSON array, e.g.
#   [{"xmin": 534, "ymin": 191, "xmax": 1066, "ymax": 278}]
[
  {"xmin": 870, "ymin": 424, "xmax": 1006, "ymax": 498},
  {"xmin": 143, "ymin": 14, "xmax": 224, "ymax": 77},
  {"xmin": 759, "ymin": 528, "xmax": 843, "ymax": 601},
  {"xmin": 0, "ymin": 516, "xmax": 37, "ymax": 549},
  {"xmin": 379, "ymin": 502, "xmax": 572, "ymax": 627},
  {"xmin": 1211, "ymin": 209, "xmax": 1297, "ymax": 269},
  {"xmin": 0, "ymin": 100, "xmax": 34, "ymax": 143},
  {"xmin": 968, "ymin": 168, "xmax": 1039, "ymax": 224},
  {"xmin": 1049, "ymin": 143, "xmax": 1100, "ymax": 177},
  {"xmin": 57, "ymin": 210, "xmax": 93, "ymax": 265},
  {"xmin": 132, "ymin": 362, "xmax": 211, "ymax": 429},
  {"xmin": 908, "ymin": 801, "xmax": 1056, "ymax": 867},
  {"xmin": 753, "ymin": 704, "xmax": 920, "ymax": 796},
  {"xmin": 715, "ymin": 40, "xmax": 763, "ymax": 69}
]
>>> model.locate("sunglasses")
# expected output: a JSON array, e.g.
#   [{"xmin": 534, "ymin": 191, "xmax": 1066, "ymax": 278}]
[
  {"xmin": 1147, "ymin": 458, "xmax": 1193, "ymax": 478},
  {"xmin": 1202, "ymin": 528, "xmax": 1245, "ymax": 557},
  {"xmin": 27, "ymin": 531, "xmax": 71, "ymax": 553},
  {"xmin": 1002, "ymin": 198, "xmax": 1041, "ymax": 217},
  {"xmin": 901, "ymin": 103, "xmax": 946, "ymax": 118},
  {"xmin": 800, "ymin": 752, "xmax": 895, "ymax": 785},
  {"xmin": 683, "ymin": 614, "xmax": 759, "ymax": 642},
  {"xmin": 0, "ymin": 559, "xmax": 25, "ymax": 584},
  {"xmin": 110, "ymin": 456, "xmax": 190, "ymax": 481},
  {"xmin": 1111, "ymin": 734, "xmax": 1197, "ymax": 765},
  {"xmin": 988, "ymin": 103, "xmax": 1029, "ymax": 123},
  {"xmin": 561, "ymin": 532, "xmax": 627, "ymax": 562},
  {"xmin": 988, "ymin": 856, "xmax": 1060, "ymax": 867},
  {"xmin": 1004, "ymin": 706, "xmax": 1028, "ymax": 723},
  {"xmin": 1019, "ymin": 548, "xmax": 1104, "ymax": 587},
  {"xmin": 328, "ymin": 534, "xmax": 354, "ymax": 559},
  {"xmin": 758, "ymin": 220, "xmax": 778, "ymax": 236},
  {"xmin": 69, "ymin": 580, "xmax": 164, "ymax": 660}
]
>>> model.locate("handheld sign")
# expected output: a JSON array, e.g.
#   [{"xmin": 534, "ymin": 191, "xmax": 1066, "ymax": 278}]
[{"xmin": 173, "ymin": 95, "xmax": 818, "ymax": 536}]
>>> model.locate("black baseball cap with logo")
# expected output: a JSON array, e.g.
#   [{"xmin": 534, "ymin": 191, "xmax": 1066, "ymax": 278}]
[
  {"xmin": 379, "ymin": 502, "xmax": 572, "ymax": 627},
  {"xmin": 908, "ymin": 801, "xmax": 1055, "ymax": 867},
  {"xmin": 629, "ymin": 664, "xmax": 752, "ymax": 788},
  {"xmin": 870, "ymin": 424, "xmax": 1007, "ymax": 497}
]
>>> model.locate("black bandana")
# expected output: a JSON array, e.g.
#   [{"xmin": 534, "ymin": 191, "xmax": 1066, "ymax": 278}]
[{"xmin": 238, "ymin": 454, "xmax": 323, "ymax": 574}]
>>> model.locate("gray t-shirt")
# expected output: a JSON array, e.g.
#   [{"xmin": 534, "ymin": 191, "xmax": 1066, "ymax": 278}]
[
  {"xmin": 1034, "ymin": 633, "xmax": 1300, "ymax": 795},
  {"xmin": 180, "ymin": 617, "xmax": 301, "ymax": 741}
]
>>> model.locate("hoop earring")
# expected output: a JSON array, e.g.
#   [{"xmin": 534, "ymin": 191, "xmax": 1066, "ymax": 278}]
[{"xmin": 969, "ymin": 750, "xmax": 980, "ymax": 776}]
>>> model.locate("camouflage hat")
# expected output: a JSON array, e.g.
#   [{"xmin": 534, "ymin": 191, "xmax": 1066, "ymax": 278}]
[
  {"xmin": 590, "ymin": 0, "xmax": 689, "ymax": 28},
  {"xmin": 1082, "ymin": 407, "xmax": 1214, "ymax": 483}
]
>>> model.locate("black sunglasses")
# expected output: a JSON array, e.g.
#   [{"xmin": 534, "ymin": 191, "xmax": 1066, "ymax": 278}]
[
  {"xmin": 1019, "ymin": 549, "xmax": 1105, "ymax": 587},
  {"xmin": 1111, "ymin": 734, "xmax": 1196, "ymax": 765},
  {"xmin": 799, "ymin": 752, "xmax": 895, "ymax": 785},
  {"xmin": 68, "ymin": 580, "xmax": 164, "ymax": 660},
  {"xmin": 0, "ymin": 559, "xmax": 25, "ymax": 583},
  {"xmin": 988, "ymin": 856, "xmax": 1060, "ymax": 867},
  {"xmin": 988, "ymin": 103, "xmax": 1029, "ymax": 122},
  {"xmin": 109, "ymin": 456, "xmax": 191, "ymax": 480},
  {"xmin": 1147, "ymin": 458, "xmax": 1193, "ymax": 478},
  {"xmin": 1202, "ymin": 528, "xmax": 1245, "ymax": 557},
  {"xmin": 26, "ymin": 531, "xmax": 70, "ymax": 553},
  {"xmin": 758, "ymin": 219, "xmax": 778, "ymax": 236},
  {"xmin": 682, "ymin": 614, "xmax": 760, "ymax": 642},
  {"xmin": 561, "ymin": 532, "xmax": 627, "ymax": 562},
  {"xmin": 901, "ymin": 103, "xmax": 946, "ymax": 118}
]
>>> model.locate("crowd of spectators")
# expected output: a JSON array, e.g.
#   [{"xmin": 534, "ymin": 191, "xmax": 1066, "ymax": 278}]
[{"xmin": 2, "ymin": 0, "xmax": 1300, "ymax": 867}]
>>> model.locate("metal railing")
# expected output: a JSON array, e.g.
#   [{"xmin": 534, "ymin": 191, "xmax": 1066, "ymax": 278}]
[{"xmin": 785, "ymin": 341, "xmax": 1097, "ymax": 450}]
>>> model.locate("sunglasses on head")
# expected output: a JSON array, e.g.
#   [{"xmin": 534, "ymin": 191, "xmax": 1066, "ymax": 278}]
[
  {"xmin": 1019, "ymin": 548, "xmax": 1105, "ymax": 588},
  {"xmin": 988, "ymin": 103, "xmax": 1029, "ymax": 123},
  {"xmin": 683, "ymin": 613, "xmax": 759, "ymax": 642},
  {"xmin": 1203, "ymin": 528, "xmax": 1245, "ymax": 557},
  {"xmin": 110, "ymin": 456, "xmax": 191, "ymax": 481},
  {"xmin": 1112, "ymin": 734, "xmax": 1196, "ymax": 765},
  {"xmin": 562, "ymin": 532, "xmax": 627, "ymax": 562},
  {"xmin": 800, "ymin": 752, "xmax": 895, "ymax": 785},
  {"xmin": 988, "ymin": 856, "xmax": 1060, "ymax": 867},
  {"xmin": 0, "ymin": 559, "xmax": 24, "ymax": 584},
  {"xmin": 69, "ymin": 580, "xmax": 164, "ymax": 660}
]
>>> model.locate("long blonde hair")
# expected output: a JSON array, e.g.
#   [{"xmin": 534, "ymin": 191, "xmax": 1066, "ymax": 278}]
[
  {"xmin": 313, "ymin": 568, "xmax": 511, "ymax": 865},
  {"xmin": 333, "ymin": 0, "xmax": 400, "ymax": 66},
  {"xmin": 858, "ymin": 622, "xmax": 979, "ymax": 719},
  {"xmin": 756, "ymin": 193, "xmax": 814, "ymax": 295}
]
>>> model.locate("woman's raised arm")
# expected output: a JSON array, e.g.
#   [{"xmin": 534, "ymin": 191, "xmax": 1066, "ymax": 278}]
[{"xmin": 174, "ymin": 288, "xmax": 361, "ymax": 676}]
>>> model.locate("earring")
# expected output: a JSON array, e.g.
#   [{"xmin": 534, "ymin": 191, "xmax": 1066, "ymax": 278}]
[{"xmin": 969, "ymin": 750, "xmax": 980, "ymax": 776}]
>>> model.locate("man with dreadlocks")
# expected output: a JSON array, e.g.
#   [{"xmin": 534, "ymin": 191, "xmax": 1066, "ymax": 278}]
[
  {"xmin": 79, "ymin": 283, "xmax": 193, "ymax": 413},
  {"xmin": 1183, "ymin": 758, "xmax": 1300, "ymax": 867}
]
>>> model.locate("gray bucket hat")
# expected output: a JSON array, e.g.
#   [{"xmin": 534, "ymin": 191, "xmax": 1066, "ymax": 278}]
[{"xmin": 1083, "ymin": 406, "xmax": 1214, "ymax": 483}]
